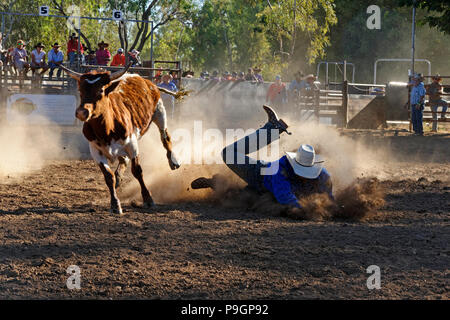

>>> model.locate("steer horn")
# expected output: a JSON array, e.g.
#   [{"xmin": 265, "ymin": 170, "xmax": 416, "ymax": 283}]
[
  {"xmin": 59, "ymin": 64, "xmax": 82, "ymax": 81},
  {"xmin": 110, "ymin": 62, "xmax": 132, "ymax": 81}
]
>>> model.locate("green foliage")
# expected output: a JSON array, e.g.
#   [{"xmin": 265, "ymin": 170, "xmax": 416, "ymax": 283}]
[{"xmin": 399, "ymin": 0, "xmax": 450, "ymax": 34}]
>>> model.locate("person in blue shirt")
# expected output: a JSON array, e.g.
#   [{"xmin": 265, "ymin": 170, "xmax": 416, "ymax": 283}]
[
  {"xmin": 409, "ymin": 73, "xmax": 426, "ymax": 136},
  {"xmin": 191, "ymin": 105, "xmax": 333, "ymax": 209},
  {"xmin": 159, "ymin": 74, "xmax": 178, "ymax": 120}
]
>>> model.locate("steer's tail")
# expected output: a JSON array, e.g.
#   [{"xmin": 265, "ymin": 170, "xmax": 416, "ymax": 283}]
[{"xmin": 157, "ymin": 87, "xmax": 192, "ymax": 101}]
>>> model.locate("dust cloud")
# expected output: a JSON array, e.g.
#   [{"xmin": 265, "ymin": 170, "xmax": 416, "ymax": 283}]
[
  {"xmin": 121, "ymin": 88, "xmax": 389, "ymax": 220},
  {"xmin": 0, "ymin": 114, "xmax": 76, "ymax": 179}
]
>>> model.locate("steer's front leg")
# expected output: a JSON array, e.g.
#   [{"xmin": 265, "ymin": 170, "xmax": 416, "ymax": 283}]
[{"xmin": 99, "ymin": 162, "xmax": 123, "ymax": 215}]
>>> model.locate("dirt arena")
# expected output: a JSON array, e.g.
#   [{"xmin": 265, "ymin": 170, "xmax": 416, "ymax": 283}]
[{"xmin": 0, "ymin": 127, "xmax": 448, "ymax": 299}]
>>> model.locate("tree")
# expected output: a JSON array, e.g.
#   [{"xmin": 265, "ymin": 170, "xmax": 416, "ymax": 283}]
[{"xmin": 399, "ymin": 0, "xmax": 450, "ymax": 34}]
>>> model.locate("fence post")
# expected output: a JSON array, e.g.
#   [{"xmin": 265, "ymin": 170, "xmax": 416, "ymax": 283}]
[
  {"xmin": 342, "ymin": 80, "xmax": 348, "ymax": 128},
  {"xmin": 314, "ymin": 89, "xmax": 320, "ymax": 123}
]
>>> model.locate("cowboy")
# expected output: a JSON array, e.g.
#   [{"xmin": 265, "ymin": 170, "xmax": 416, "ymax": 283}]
[
  {"xmin": 266, "ymin": 75, "xmax": 287, "ymax": 110},
  {"xmin": 159, "ymin": 74, "xmax": 178, "ymax": 120},
  {"xmin": 410, "ymin": 73, "xmax": 426, "ymax": 135},
  {"xmin": 96, "ymin": 41, "xmax": 111, "ymax": 66},
  {"xmin": 12, "ymin": 40, "xmax": 30, "ymax": 76},
  {"xmin": 427, "ymin": 74, "xmax": 448, "ymax": 132},
  {"xmin": 110, "ymin": 48, "xmax": 126, "ymax": 66},
  {"xmin": 253, "ymin": 67, "xmax": 264, "ymax": 83},
  {"xmin": 67, "ymin": 33, "xmax": 83, "ymax": 65},
  {"xmin": 48, "ymin": 42, "xmax": 64, "ymax": 80},
  {"xmin": 30, "ymin": 42, "xmax": 49, "ymax": 79},
  {"xmin": 85, "ymin": 50, "xmax": 97, "ymax": 65},
  {"xmin": 191, "ymin": 105, "xmax": 333, "ymax": 209},
  {"xmin": 128, "ymin": 49, "xmax": 141, "ymax": 67}
]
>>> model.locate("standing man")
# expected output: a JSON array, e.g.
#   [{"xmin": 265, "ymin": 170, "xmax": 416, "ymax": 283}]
[
  {"xmin": 410, "ymin": 73, "xmax": 426, "ymax": 136},
  {"xmin": 48, "ymin": 42, "xmax": 64, "ymax": 80},
  {"xmin": 159, "ymin": 74, "xmax": 178, "ymax": 120},
  {"xmin": 110, "ymin": 48, "xmax": 126, "ymax": 66},
  {"xmin": 427, "ymin": 74, "xmax": 448, "ymax": 132},
  {"xmin": 67, "ymin": 33, "xmax": 83, "ymax": 66},
  {"xmin": 266, "ymin": 75, "xmax": 287, "ymax": 111},
  {"xmin": 96, "ymin": 41, "xmax": 111, "ymax": 66}
]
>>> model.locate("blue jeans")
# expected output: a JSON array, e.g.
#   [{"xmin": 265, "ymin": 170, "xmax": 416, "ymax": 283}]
[
  {"xmin": 221, "ymin": 122, "xmax": 279, "ymax": 191},
  {"xmin": 431, "ymin": 99, "xmax": 448, "ymax": 131},
  {"xmin": 48, "ymin": 62, "xmax": 62, "ymax": 78},
  {"xmin": 411, "ymin": 103, "xmax": 424, "ymax": 134}
]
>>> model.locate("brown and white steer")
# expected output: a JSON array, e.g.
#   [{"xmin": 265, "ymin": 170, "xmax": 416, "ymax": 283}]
[{"xmin": 60, "ymin": 63, "xmax": 180, "ymax": 214}]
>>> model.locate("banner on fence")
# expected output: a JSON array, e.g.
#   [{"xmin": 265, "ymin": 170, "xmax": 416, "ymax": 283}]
[{"xmin": 6, "ymin": 94, "xmax": 77, "ymax": 125}]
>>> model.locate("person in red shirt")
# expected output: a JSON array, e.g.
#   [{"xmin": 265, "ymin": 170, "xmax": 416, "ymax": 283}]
[
  {"xmin": 67, "ymin": 33, "xmax": 83, "ymax": 66},
  {"xmin": 96, "ymin": 41, "xmax": 111, "ymax": 66},
  {"xmin": 266, "ymin": 75, "xmax": 287, "ymax": 110},
  {"xmin": 110, "ymin": 48, "xmax": 125, "ymax": 66}
]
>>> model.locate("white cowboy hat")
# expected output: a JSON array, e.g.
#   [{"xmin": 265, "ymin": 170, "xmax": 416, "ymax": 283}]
[{"xmin": 285, "ymin": 144, "xmax": 324, "ymax": 179}]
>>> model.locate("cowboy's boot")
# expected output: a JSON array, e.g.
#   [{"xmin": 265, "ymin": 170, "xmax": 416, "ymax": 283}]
[{"xmin": 263, "ymin": 105, "xmax": 291, "ymax": 135}]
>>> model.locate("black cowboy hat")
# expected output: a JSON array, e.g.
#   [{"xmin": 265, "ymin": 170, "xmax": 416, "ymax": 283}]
[
  {"xmin": 52, "ymin": 42, "xmax": 61, "ymax": 47},
  {"xmin": 70, "ymin": 33, "xmax": 78, "ymax": 39},
  {"xmin": 34, "ymin": 42, "xmax": 45, "ymax": 48},
  {"xmin": 98, "ymin": 41, "xmax": 109, "ymax": 47}
]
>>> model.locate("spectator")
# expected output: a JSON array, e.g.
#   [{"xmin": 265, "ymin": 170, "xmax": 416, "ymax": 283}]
[
  {"xmin": 13, "ymin": 40, "xmax": 30, "ymax": 78},
  {"xmin": 427, "ymin": 74, "xmax": 448, "ymax": 132},
  {"xmin": 67, "ymin": 33, "xmax": 83, "ymax": 66},
  {"xmin": 30, "ymin": 42, "xmax": 49, "ymax": 79},
  {"xmin": 231, "ymin": 71, "xmax": 238, "ymax": 81},
  {"xmin": 222, "ymin": 71, "xmax": 232, "ymax": 81},
  {"xmin": 211, "ymin": 70, "xmax": 220, "ymax": 81},
  {"xmin": 128, "ymin": 49, "xmax": 141, "ymax": 67},
  {"xmin": 96, "ymin": 41, "xmax": 111, "ymax": 66},
  {"xmin": 47, "ymin": 42, "xmax": 64, "ymax": 80},
  {"xmin": 410, "ymin": 73, "xmax": 426, "ymax": 136},
  {"xmin": 159, "ymin": 74, "xmax": 178, "ymax": 120},
  {"xmin": 111, "ymin": 48, "xmax": 126, "ymax": 66},
  {"xmin": 154, "ymin": 67, "xmax": 163, "ymax": 83},
  {"xmin": 303, "ymin": 74, "xmax": 318, "ymax": 90},
  {"xmin": 237, "ymin": 71, "xmax": 245, "ymax": 81},
  {"xmin": 85, "ymin": 50, "xmax": 97, "ymax": 65},
  {"xmin": 200, "ymin": 71, "xmax": 209, "ymax": 80},
  {"xmin": 266, "ymin": 75, "xmax": 287, "ymax": 110},
  {"xmin": 245, "ymin": 68, "xmax": 256, "ymax": 81},
  {"xmin": 253, "ymin": 67, "xmax": 264, "ymax": 83},
  {"xmin": 0, "ymin": 32, "xmax": 5, "ymax": 68},
  {"xmin": 289, "ymin": 71, "xmax": 306, "ymax": 92}
]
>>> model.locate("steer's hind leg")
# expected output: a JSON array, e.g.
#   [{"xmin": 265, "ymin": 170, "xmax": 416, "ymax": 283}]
[
  {"xmin": 115, "ymin": 156, "xmax": 129, "ymax": 189},
  {"xmin": 131, "ymin": 156, "xmax": 155, "ymax": 208},
  {"xmin": 153, "ymin": 99, "xmax": 181, "ymax": 170}
]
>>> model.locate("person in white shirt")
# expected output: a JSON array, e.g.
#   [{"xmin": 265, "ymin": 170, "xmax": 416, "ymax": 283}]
[{"xmin": 31, "ymin": 42, "xmax": 49, "ymax": 78}]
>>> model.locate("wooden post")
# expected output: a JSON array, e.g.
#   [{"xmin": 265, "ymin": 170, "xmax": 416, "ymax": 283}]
[
  {"xmin": 408, "ymin": 83, "xmax": 412, "ymax": 132},
  {"xmin": 342, "ymin": 80, "xmax": 348, "ymax": 128},
  {"xmin": 314, "ymin": 89, "xmax": 320, "ymax": 123}
]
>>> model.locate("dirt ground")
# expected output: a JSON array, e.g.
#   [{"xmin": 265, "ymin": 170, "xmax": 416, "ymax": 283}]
[{"xmin": 0, "ymin": 129, "xmax": 448, "ymax": 299}]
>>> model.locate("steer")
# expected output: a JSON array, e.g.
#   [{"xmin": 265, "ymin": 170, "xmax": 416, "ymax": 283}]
[{"xmin": 60, "ymin": 63, "xmax": 180, "ymax": 214}]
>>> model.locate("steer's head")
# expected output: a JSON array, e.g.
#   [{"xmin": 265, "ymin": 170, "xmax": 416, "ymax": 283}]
[{"xmin": 60, "ymin": 63, "xmax": 131, "ymax": 122}]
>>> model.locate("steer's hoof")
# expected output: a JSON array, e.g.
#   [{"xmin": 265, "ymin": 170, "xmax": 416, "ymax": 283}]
[
  {"xmin": 110, "ymin": 206, "xmax": 124, "ymax": 215},
  {"xmin": 168, "ymin": 152, "xmax": 181, "ymax": 170}
]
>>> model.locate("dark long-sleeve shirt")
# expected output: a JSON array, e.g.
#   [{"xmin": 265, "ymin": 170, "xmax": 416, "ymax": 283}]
[{"xmin": 262, "ymin": 155, "xmax": 333, "ymax": 208}]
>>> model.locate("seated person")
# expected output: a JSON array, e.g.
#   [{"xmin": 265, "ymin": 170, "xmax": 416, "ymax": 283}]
[
  {"xmin": 13, "ymin": 40, "xmax": 30, "ymax": 77},
  {"xmin": 47, "ymin": 42, "xmax": 64, "ymax": 80},
  {"xmin": 110, "ymin": 48, "xmax": 126, "ymax": 66},
  {"xmin": 128, "ymin": 49, "xmax": 141, "ymax": 67},
  {"xmin": 85, "ymin": 50, "xmax": 97, "ymax": 65},
  {"xmin": 427, "ymin": 74, "xmax": 448, "ymax": 132},
  {"xmin": 30, "ymin": 42, "xmax": 49, "ymax": 79}
]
